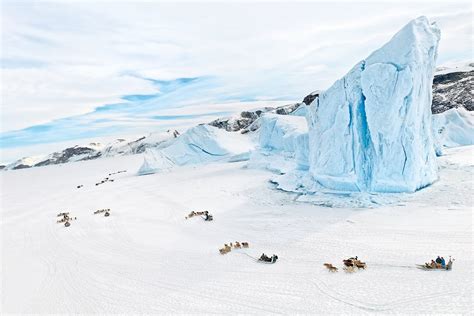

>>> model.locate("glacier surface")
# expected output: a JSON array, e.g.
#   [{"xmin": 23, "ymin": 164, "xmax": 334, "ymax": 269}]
[{"xmin": 307, "ymin": 16, "xmax": 441, "ymax": 193}]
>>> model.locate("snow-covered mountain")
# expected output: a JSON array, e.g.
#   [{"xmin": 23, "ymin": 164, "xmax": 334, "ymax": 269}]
[
  {"xmin": 5, "ymin": 130, "xmax": 179, "ymax": 170},
  {"xmin": 432, "ymin": 63, "xmax": 473, "ymax": 114}
]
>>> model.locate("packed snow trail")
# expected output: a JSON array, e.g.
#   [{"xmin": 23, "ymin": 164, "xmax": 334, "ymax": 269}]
[{"xmin": 1, "ymin": 147, "xmax": 472, "ymax": 314}]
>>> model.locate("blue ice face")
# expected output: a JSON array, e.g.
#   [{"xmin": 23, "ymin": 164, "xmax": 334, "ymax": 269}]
[{"xmin": 306, "ymin": 17, "xmax": 440, "ymax": 193}]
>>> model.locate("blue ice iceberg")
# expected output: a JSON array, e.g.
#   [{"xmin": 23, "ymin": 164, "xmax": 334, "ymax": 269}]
[
  {"xmin": 138, "ymin": 125, "xmax": 254, "ymax": 175},
  {"xmin": 307, "ymin": 17, "xmax": 440, "ymax": 192},
  {"xmin": 432, "ymin": 108, "xmax": 474, "ymax": 152},
  {"xmin": 248, "ymin": 114, "xmax": 309, "ymax": 173}
]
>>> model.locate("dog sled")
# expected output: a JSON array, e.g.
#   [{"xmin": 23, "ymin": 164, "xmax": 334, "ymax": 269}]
[
  {"xmin": 186, "ymin": 211, "xmax": 213, "ymax": 221},
  {"xmin": 416, "ymin": 265, "xmax": 449, "ymax": 271},
  {"xmin": 417, "ymin": 259, "xmax": 454, "ymax": 271},
  {"xmin": 56, "ymin": 212, "xmax": 76, "ymax": 227},
  {"xmin": 258, "ymin": 254, "xmax": 278, "ymax": 264},
  {"xmin": 94, "ymin": 208, "xmax": 111, "ymax": 217}
]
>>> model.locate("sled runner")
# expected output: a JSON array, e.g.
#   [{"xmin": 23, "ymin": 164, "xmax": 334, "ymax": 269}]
[{"xmin": 416, "ymin": 263, "xmax": 453, "ymax": 271}]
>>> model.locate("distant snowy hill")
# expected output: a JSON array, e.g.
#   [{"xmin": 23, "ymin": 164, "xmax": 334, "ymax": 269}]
[{"xmin": 5, "ymin": 130, "xmax": 179, "ymax": 170}]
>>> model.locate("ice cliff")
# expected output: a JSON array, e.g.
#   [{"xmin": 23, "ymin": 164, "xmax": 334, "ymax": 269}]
[
  {"xmin": 248, "ymin": 114, "xmax": 308, "ymax": 173},
  {"xmin": 307, "ymin": 16, "xmax": 440, "ymax": 193}
]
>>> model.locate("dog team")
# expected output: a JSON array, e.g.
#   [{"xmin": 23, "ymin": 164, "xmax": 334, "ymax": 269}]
[
  {"xmin": 219, "ymin": 242, "xmax": 249, "ymax": 254},
  {"xmin": 324, "ymin": 256, "xmax": 366, "ymax": 273}
]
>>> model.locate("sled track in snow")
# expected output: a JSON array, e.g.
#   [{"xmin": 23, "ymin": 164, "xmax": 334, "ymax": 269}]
[{"xmin": 311, "ymin": 278, "xmax": 459, "ymax": 312}]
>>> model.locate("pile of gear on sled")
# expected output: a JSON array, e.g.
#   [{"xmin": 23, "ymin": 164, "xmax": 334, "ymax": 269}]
[
  {"xmin": 259, "ymin": 253, "xmax": 278, "ymax": 264},
  {"xmin": 419, "ymin": 256, "xmax": 454, "ymax": 271}
]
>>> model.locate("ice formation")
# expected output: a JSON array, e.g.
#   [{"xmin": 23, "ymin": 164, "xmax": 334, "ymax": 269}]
[
  {"xmin": 433, "ymin": 108, "xmax": 474, "ymax": 152},
  {"xmin": 138, "ymin": 125, "xmax": 254, "ymax": 174},
  {"xmin": 248, "ymin": 114, "xmax": 309, "ymax": 173},
  {"xmin": 307, "ymin": 16, "xmax": 440, "ymax": 192}
]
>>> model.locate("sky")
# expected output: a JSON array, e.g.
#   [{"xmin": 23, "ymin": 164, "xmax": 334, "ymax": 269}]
[{"xmin": 1, "ymin": 0, "xmax": 472, "ymax": 162}]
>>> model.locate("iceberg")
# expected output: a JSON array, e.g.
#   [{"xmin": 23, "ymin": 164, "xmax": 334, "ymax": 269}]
[
  {"xmin": 248, "ymin": 114, "xmax": 309, "ymax": 174},
  {"xmin": 433, "ymin": 108, "xmax": 474, "ymax": 152},
  {"xmin": 138, "ymin": 149, "xmax": 175, "ymax": 175},
  {"xmin": 307, "ymin": 16, "xmax": 440, "ymax": 192},
  {"xmin": 258, "ymin": 114, "xmax": 308, "ymax": 156},
  {"xmin": 138, "ymin": 125, "xmax": 254, "ymax": 174}
]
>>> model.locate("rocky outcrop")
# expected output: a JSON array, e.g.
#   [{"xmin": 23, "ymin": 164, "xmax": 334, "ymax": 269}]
[
  {"xmin": 432, "ymin": 69, "xmax": 473, "ymax": 114},
  {"xmin": 302, "ymin": 91, "xmax": 320, "ymax": 105},
  {"xmin": 4, "ymin": 130, "xmax": 179, "ymax": 170},
  {"xmin": 208, "ymin": 103, "xmax": 304, "ymax": 133},
  {"xmin": 12, "ymin": 164, "xmax": 31, "ymax": 170},
  {"xmin": 34, "ymin": 146, "xmax": 101, "ymax": 167}
]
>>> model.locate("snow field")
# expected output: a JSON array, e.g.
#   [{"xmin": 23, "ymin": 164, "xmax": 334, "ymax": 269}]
[{"xmin": 1, "ymin": 146, "xmax": 472, "ymax": 314}]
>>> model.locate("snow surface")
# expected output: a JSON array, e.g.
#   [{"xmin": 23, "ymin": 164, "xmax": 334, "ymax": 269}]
[
  {"xmin": 435, "ymin": 61, "xmax": 474, "ymax": 75},
  {"xmin": 307, "ymin": 17, "xmax": 440, "ymax": 193},
  {"xmin": 1, "ymin": 146, "xmax": 472, "ymax": 314}
]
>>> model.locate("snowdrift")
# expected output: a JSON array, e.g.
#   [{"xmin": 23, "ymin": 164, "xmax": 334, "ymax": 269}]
[
  {"xmin": 306, "ymin": 16, "xmax": 440, "ymax": 193},
  {"xmin": 138, "ymin": 125, "xmax": 254, "ymax": 174}
]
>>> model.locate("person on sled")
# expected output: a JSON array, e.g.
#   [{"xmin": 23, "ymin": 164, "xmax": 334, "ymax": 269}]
[
  {"xmin": 203, "ymin": 211, "xmax": 213, "ymax": 221},
  {"xmin": 440, "ymin": 257, "xmax": 446, "ymax": 268},
  {"xmin": 259, "ymin": 253, "xmax": 278, "ymax": 263}
]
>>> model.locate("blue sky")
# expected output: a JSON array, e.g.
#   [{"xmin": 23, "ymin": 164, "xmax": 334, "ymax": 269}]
[{"xmin": 1, "ymin": 0, "xmax": 472, "ymax": 161}]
